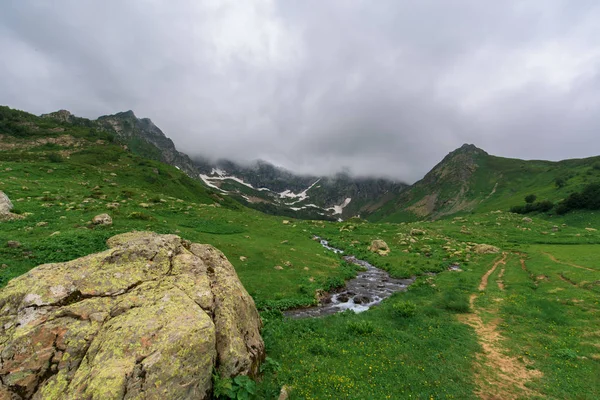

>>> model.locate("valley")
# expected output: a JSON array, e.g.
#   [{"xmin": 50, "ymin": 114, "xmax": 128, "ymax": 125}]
[{"xmin": 1, "ymin": 105, "xmax": 599, "ymax": 399}]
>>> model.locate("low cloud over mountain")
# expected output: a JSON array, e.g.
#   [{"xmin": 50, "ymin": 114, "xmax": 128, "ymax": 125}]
[{"xmin": 2, "ymin": 1, "xmax": 600, "ymax": 182}]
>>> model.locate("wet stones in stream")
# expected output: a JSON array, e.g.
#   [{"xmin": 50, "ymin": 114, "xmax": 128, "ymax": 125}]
[{"xmin": 284, "ymin": 239, "xmax": 416, "ymax": 318}]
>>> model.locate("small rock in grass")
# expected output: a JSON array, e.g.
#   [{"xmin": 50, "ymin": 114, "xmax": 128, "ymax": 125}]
[{"xmin": 92, "ymin": 213, "xmax": 112, "ymax": 226}]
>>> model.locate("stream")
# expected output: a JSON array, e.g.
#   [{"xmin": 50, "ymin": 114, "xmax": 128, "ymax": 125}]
[{"xmin": 284, "ymin": 238, "xmax": 415, "ymax": 318}]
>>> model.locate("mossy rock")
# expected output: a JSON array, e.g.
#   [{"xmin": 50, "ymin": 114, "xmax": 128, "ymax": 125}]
[{"xmin": 0, "ymin": 232, "xmax": 264, "ymax": 399}]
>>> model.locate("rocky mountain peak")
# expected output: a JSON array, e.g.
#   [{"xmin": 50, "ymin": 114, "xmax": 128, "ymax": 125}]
[
  {"xmin": 453, "ymin": 143, "xmax": 488, "ymax": 156},
  {"xmin": 40, "ymin": 109, "xmax": 73, "ymax": 123}
]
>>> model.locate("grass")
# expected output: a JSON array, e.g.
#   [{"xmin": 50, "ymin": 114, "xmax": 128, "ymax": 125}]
[{"xmin": 1, "ymin": 112, "xmax": 599, "ymax": 398}]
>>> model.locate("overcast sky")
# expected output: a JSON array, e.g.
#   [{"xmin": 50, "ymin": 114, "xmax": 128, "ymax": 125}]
[{"xmin": 1, "ymin": 1, "xmax": 600, "ymax": 182}]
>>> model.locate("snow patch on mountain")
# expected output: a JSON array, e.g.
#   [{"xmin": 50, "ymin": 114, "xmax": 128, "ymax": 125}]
[
  {"xmin": 202, "ymin": 173, "xmax": 271, "ymax": 192},
  {"xmin": 279, "ymin": 179, "xmax": 321, "ymax": 203},
  {"xmin": 199, "ymin": 174, "xmax": 227, "ymax": 191},
  {"xmin": 210, "ymin": 168, "xmax": 226, "ymax": 177},
  {"xmin": 328, "ymin": 198, "xmax": 352, "ymax": 215}
]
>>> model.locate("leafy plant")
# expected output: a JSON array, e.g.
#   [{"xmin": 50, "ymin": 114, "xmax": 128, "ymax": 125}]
[
  {"xmin": 392, "ymin": 300, "xmax": 417, "ymax": 318},
  {"xmin": 212, "ymin": 373, "xmax": 257, "ymax": 400},
  {"xmin": 259, "ymin": 357, "xmax": 281, "ymax": 374},
  {"xmin": 347, "ymin": 320, "xmax": 376, "ymax": 335}
]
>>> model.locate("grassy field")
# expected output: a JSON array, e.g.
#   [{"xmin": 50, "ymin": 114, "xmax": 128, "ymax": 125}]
[{"xmin": 1, "ymin": 123, "xmax": 599, "ymax": 398}]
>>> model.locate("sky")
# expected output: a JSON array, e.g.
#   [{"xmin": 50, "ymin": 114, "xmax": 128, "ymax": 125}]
[{"xmin": 1, "ymin": 1, "xmax": 600, "ymax": 183}]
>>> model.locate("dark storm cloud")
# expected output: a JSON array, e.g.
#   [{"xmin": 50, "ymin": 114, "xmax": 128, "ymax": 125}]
[{"xmin": 1, "ymin": 0, "xmax": 600, "ymax": 182}]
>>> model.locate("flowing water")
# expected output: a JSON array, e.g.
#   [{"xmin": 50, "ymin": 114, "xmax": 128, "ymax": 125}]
[{"xmin": 284, "ymin": 238, "xmax": 415, "ymax": 318}]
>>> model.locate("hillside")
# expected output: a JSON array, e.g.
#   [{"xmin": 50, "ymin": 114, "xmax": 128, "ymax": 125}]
[
  {"xmin": 37, "ymin": 107, "xmax": 408, "ymax": 220},
  {"xmin": 369, "ymin": 143, "xmax": 600, "ymax": 222}
]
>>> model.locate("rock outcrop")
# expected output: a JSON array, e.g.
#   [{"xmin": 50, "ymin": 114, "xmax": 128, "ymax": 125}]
[
  {"xmin": 368, "ymin": 239, "xmax": 390, "ymax": 256},
  {"xmin": 473, "ymin": 244, "xmax": 500, "ymax": 254},
  {"xmin": 0, "ymin": 232, "xmax": 264, "ymax": 399},
  {"xmin": 0, "ymin": 191, "xmax": 13, "ymax": 214},
  {"xmin": 0, "ymin": 191, "xmax": 22, "ymax": 221}
]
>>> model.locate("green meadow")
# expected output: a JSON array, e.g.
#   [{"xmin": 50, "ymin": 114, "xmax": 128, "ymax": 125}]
[{"xmin": 1, "ymin": 127, "xmax": 599, "ymax": 399}]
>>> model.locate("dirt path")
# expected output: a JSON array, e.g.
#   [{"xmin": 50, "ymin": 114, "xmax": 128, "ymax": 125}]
[
  {"xmin": 497, "ymin": 267, "xmax": 506, "ymax": 291},
  {"xmin": 478, "ymin": 253, "xmax": 507, "ymax": 291},
  {"xmin": 542, "ymin": 252, "xmax": 596, "ymax": 272},
  {"xmin": 461, "ymin": 253, "xmax": 542, "ymax": 399}
]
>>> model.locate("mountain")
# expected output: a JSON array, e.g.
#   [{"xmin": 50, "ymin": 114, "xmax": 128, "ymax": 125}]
[
  {"xmin": 39, "ymin": 108, "xmax": 408, "ymax": 220},
  {"xmin": 193, "ymin": 157, "xmax": 407, "ymax": 220},
  {"xmin": 369, "ymin": 143, "xmax": 600, "ymax": 222}
]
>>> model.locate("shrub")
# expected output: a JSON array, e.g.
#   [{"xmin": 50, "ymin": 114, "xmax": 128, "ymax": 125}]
[
  {"xmin": 322, "ymin": 276, "xmax": 345, "ymax": 292},
  {"xmin": 510, "ymin": 200, "xmax": 555, "ymax": 214},
  {"xmin": 556, "ymin": 183, "xmax": 600, "ymax": 215},
  {"xmin": 392, "ymin": 301, "xmax": 417, "ymax": 318},
  {"xmin": 347, "ymin": 320, "xmax": 376, "ymax": 335},
  {"xmin": 48, "ymin": 152, "xmax": 64, "ymax": 163},
  {"xmin": 524, "ymin": 194, "xmax": 537, "ymax": 204}
]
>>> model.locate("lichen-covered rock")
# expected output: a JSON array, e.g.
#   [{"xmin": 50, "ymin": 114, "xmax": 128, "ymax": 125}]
[
  {"xmin": 0, "ymin": 191, "xmax": 13, "ymax": 214},
  {"xmin": 0, "ymin": 191, "xmax": 23, "ymax": 221},
  {"xmin": 0, "ymin": 232, "xmax": 264, "ymax": 399},
  {"xmin": 368, "ymin": 240, "xmax": 390, "ymax": 256},
  {"xmin": 92, "ymin": 213, "xmax": 112, "ymax": 226},
  {"xmin": 473, "ymin": 243, "xmax": 500, "ymax": 254}
]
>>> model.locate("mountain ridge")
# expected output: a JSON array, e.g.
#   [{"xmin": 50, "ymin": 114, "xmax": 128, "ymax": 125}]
[
  {"xmin": 20, "ymin": 105, "xmax": 600, "ymax": 222},
  {"xmin": 38, "ymin": 107, "xmax": 408, "ymax": 220}
]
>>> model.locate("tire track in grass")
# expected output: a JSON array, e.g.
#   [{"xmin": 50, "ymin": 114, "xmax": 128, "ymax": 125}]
[
  {"xmin": 460, "ymin": 253, "xmax": 543, "ymax": 400},
  {"xmin": 541, "ymin": 252, "xmax": 596, "ymax": 272}
]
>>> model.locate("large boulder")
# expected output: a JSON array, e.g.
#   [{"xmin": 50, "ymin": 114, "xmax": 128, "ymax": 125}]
[
  {"xmin": 368, "ymin": 240, "xmax": 390, "ymax": 256},
  {"xmin": 0, "ymin": 232, "xmax": 264, "ymax": 399}
]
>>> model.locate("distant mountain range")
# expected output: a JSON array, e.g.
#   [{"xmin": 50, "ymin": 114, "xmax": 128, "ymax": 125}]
[
  {"xmin": 40, "ymin": 109, "xmax": 408, "ymax": 220},
  {"xmin": 14, "ymin": 106, "xmax": 600, "ymax": 222}
]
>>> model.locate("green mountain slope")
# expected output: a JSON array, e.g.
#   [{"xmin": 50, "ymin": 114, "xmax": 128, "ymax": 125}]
[{"xmin": 369, "ymin": 143, "xmax": 600, "ymax": 222}]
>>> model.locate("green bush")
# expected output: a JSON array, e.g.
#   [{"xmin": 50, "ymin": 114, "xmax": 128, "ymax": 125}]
[
  {"xmin": 322, "ymin": 276, "xmax": 345, "ymax": 291},
  {"xmin": 48, "ymin": 152, "xmax": 64, "ymax": 163},
  {"xmin": 392, "ymin": 300, "xmax": 417, "ymax": 318},
  {"xmin": 510, "ymin": 200, "xmax": 554, "ymax": 214},
  {"xmin": 524, "ymin": 194, "xmax": 537, "ymax": 204},
  {"xmin": 556, "ymin": 183, "xmax": 600, "ymax": 215},
  {"xmin": 347, "ymin": 320, "xmax": 376, "ymax": 335}
]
